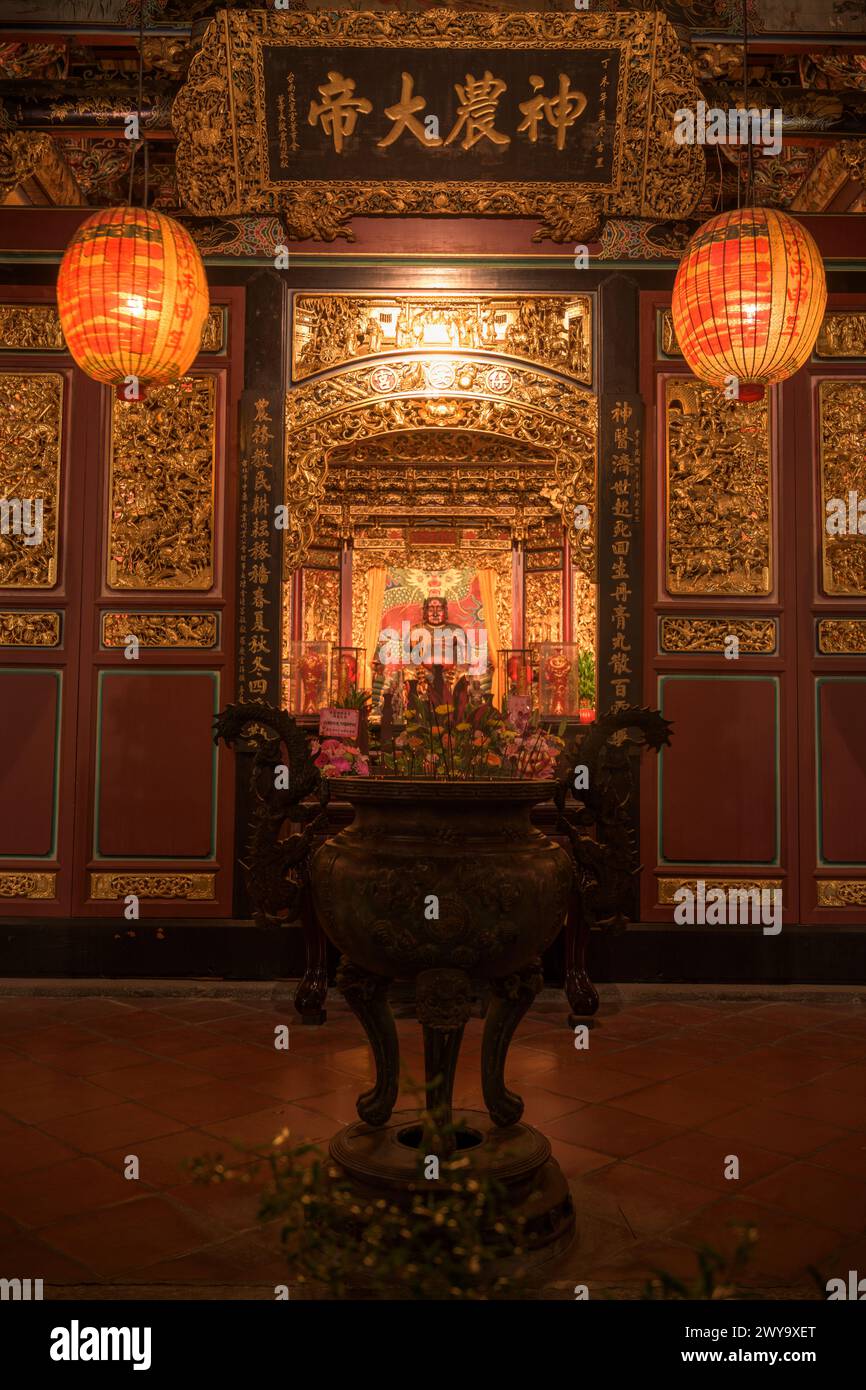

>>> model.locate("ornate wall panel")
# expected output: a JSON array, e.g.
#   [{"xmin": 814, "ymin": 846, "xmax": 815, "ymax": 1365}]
[
  {"xmin": 101, "ymin": 612, "xmax": 218, "ymax": 649},
  {"xmin": 0, "ymin": 372, "xmax": 63, "ymax": 588},
  {"xmin": 817, "ymin": 617, "xmax": 866, "ymax": 655},
  {"xmin": 293, "ymin": 293, "xmax": 592, "ymax": 386},
  {"xmin": 89, "ymin": 872, "xmax": 216, "ymax": 901},
  {"xmin": 815, "ymin": 313, "xmax": 866, "ymax": 360},
  {"xmin": 658, "ymin": 877, "xmax": 782, "ymax": 904},
  {"xmin": 0, "ymin": 611, "xmax": 60, "ymax": 646},
  {"xmin": 525, "ymin": 568, "xmax": 562, "ymax": 645},
  {"xmin": 660, "ymin": 616, "xmax": 777, "ymax": 655},
  {"xmin": 816, "ymin": 881, "xmax": 866, "ymax": 907},
  {"xmin": 0, "ymin": 871, "xmax": 56, "ymax": 900},
  {"xmin": 0, "ymin": 303, "xmax": 225, "ymax": 355},
  {"xmin": 665, "ymin": 379, "xmax": 772, "ymax": 596},
  {"xmin": 819, "ymin": 379, "xmax": 866, "ymax": 597},
  {"xmin": 107, "ymin": 376, "xmax": 216, "ymax": 591},
  {"xmin": 302, "ymin": 568, "xmax": 340, "ymax": 645}
]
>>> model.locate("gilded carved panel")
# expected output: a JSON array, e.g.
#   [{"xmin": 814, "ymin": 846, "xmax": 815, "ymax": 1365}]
[
  {"xmin": 658, "ymin": 878, "xmax": 782, "ymax": 905},
  {"xmin": 107, "ymin": 377, "xmax": 216, "ymax": 591},
  {"xmin": 819, "ymin": 380, "xmax": 866, "ymax": 597},
  {"xmin": 525, "ymin": 569, "xmax": 562, "ymax": 646},
  {"xmin": 0, "ymin": 303, "xmax": 224, "ymax": 355},
  {"xmin": 101, "ymin": 612, "xmax": 218, "ymax": 649},
  {"xmin": 815, "ymin": 313, "xmax": 866, "ymax": 360},
  {"xmin": 0, "ymin": 611, "xmax": 61, "ymax": 646},
  {"xmin": 302, "ymin": 568, "xmax": 340, "ymax": 646},
  {"xmin": 0, "ymin": 871, "xmax": 56, "ymax": 900},
  {"xmin": 293, "ymin": 294, "xmax": 592, "ymax": 386},
  {"xmin": 817, "ymin": 881, "xmax": 866, "ymax": 907},
  {"xmin": 89, "ymin": 872, "xmax": 216, "ymax": 900},
  {"xmin": 660, "ymin": 616, "xmax": 777, "ymax": 654},
  {"xmin": 665, "ymin": 379, "xmax": 772, "ymax": 596},
  {"xmin": 817, "ymin": 618, "xmax": 866, "ymax": 655},
  {"xmin": 0, "ymin": 372, "xmax": 63, "ymax": 589}
]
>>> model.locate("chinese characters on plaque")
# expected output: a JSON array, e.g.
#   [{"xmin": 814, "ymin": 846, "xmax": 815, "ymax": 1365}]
[
  {"xmin": 238, "ymin": 396, "xmax": 277, "ymax": 705},
  {"xmin": 599, "ymin": 395, "xmax": 643, "ymax": 716},
  {"xmin": 261, "ymin": 46, "xmax": 621, "ymax": 187}
]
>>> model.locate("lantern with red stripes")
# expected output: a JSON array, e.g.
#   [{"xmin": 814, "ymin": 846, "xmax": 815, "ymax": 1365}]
[
  {"xmin": 57, "ymin": 207, "xmax": 209, "ymax": 395},
  {"xmin": 671, "ymin": 208, "xmax": 826, "ymax": 403}
]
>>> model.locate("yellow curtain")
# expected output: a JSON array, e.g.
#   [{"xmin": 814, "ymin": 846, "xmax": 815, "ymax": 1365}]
[
  {"xmin": 475, "ymin": 568, "xmax": 503, "ymax": 708},
  {"xmin": 362, "ymin": 566, "xmax": 388, "ymax": 692}
]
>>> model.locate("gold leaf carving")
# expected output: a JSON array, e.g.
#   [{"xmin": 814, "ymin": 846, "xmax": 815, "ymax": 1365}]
[
  {"xmin": 665, "ymin": 379, "xmax": 771, "ymax": 596},
  {"xmin": 101, "ymin": 612, "xmax": 218, "ymax": 648},
  {"xmin": 0, "ymin": 871, "xmax": 56, "ymax": 899},
  {"xmin": 658, "ymin": 878, "xmax": 782, "ymax": 905},
  {"xmin": 660, "ymin": 617, "xmax": 776, "ymax": 654},
  {"xmin": 0, "ymin": 610, "xmax": 60, "ymax": 646},
  {"xmin": 0, "ymin": 372, "xmax": 62, "ymax": 588},
  {"xmin": 816, "ymin": 880, "xmax": 866, "ymax": 907},
  {"xmin": 89, "ymin": 873, "xmax": 216, "ymax": 901},
  {"xmin": 293, "ymin": 293, "xmax": 591, "ymax": 386},
  {"xmin": 819, "ymin": 380, "xmax": 866, "ymax": 597},
  {"xmin": 302, "ymin": 569, "xmax": 340, "ymax": 646},
  {"xmin": 815, "ymin": 313, "xmax": 866, "ymax": 360},
  {"xmin": 817, "ymin": 618, "xmax": 866, "ymax": 655},
  {"xmin": 108, "ymin": 378, "xmax": 216, "ymax": 591},
  {"xmin": 0, "ymin": 303, "xmax": 224, "ymax": 356},
  {"xmin": 173, "ymin": 10, "xmax": 704, "ymax": 243}
]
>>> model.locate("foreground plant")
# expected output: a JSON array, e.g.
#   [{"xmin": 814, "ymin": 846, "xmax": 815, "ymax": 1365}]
[
  {"xmin": 641, "ymin": 1226, "xmax": 759, "ymax": 1300},
  {"xmin": 191, "ymin": 1102, "xmax": 530, "ymax": 1300}
]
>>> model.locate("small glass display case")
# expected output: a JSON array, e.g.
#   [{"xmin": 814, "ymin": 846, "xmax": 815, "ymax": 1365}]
[
  {"xmin": 537, "ymin": 642, "xmax": 581, "ymax": 717},
  {"xmin": 502, "ymin": 649, "xmax": 534, "ymax": 702},
  {"xmin": 284, "ymin": 640, "xmax": 331, "ymax": 717}
]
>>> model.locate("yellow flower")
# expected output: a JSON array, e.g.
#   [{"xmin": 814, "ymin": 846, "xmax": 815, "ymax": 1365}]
[{"xmin": 434, "ymin": 704, "xmax": 450, "ymax": 715}]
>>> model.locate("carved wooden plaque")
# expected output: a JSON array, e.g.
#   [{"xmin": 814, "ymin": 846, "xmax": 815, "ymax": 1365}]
[{"xmin": 173, "ymin": 9, "xmax": 705, "ymax": 243}]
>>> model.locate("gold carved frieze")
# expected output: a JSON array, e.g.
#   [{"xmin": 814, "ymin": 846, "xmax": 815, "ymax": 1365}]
[
  {"xmin": 816, "ymin": 880, "xmax": 866, "ymax": 907},
  {"xmin": 815, "ymin": 313, "xmax": 866, "ymax": 360},
  {"xmin": 817, "ymin": 618, "xmax": 866, "ymax": 655},
  {"xmin": 0, "ymin": 303, "xmax": 224, "ymax": 356},
  {"xmin": 292, "ymin": 294, "xmax": 592, "ymax": 386},
  {"xmin": 819, "ymin": 380, "xmax": 866, "ymax": 597},
  {"xmin": 107, "ymin": 377, "xmax": 216, "ymax": 592},
  {"xmin": 525, "ymin": 569, "xmax": 563, "ymax": 646},
  {"xmin": 89, "ymin": 872, "xmax": 216, "ymax": 901},
  {"xmin": 101, "ymin": 612, "xmax": 218, "ymax": 649},
  {"xmin": 0, "ymin": 871, "xmax": 56, "ymax": 900},
  {"xmin": 657, "ymin": 308, "xmax": 682, "ymax": 358},
  {"xmin": 302, "ymin": 568, "xmax": 340, "ymax": 646},
  {"xmin": 0, "ymin": 611, "xmax": 61, "ymax": 646},
  {"xmin": 173, "ymin": 9, "xmax": 705, "ymax": 242},
  {"xmin": 665, "ymin": 379, "xmax": 771, "ymax": 596},
  {"xmin": 0, "ymin": 372, "xmax": 63, "ymax": 589},
  {"xmin": 658, "ymin": 878, "xmax": 782, "ymax": 905},
  {"xmin": 660, "ymin": 616, "xmax": 777, "ymax": 654},
  {"xmin": 285, "ymin": 355, "xmax": 596, "ymax": 577}
]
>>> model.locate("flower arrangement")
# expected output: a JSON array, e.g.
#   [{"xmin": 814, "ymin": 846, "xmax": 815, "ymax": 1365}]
[
  {"xmin": 377, "ymin": 689, "xmax": 565, "ymax": 781},
  {"xmin": 310, "ymin": 737, "xmax": 369, "ymax": 778}
]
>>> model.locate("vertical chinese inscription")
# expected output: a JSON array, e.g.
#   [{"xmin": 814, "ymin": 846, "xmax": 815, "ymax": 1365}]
[
  {"xmin": 238, "ymin": 395, "xmax": 278, "ymax": 702},
  {"xmin": 599, "ymin": 396, "xmax": 642, "ymax": 713}
]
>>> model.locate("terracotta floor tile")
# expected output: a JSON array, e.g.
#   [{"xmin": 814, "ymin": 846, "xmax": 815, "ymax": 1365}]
[
  {"xmin": 94, "ymin": 1128, "xmax": 227, "ymax": 1189},
  {"xmin": 744, "ymin": 1002, "xmax": 856, "ymax": 1030},
  {"xmin": 817, "ymin": 1062, "xmax": 866, "ymax": 1095},
  {"xmin": 0, "ymin": 1057, "xmax": 67, "ymax": 1096},
  {"xmin": 519, "ymin": 1087, "xmax": 586, "ymax": 1126},
  {"xmin": 298, "ymin": 1086, "xmax": 366, "ymax": 1127},
  {"xmin": 163, "ymin": 1177, "xmax": 267, "ymax": 1236},
  {"xmin": 575, "ymin": 1161, "xmax": 717, "ymax": 1236},
  {"xmin": 0, "ymin": 1231, "xmax": 101, "ymax": 1284},
  {"xmin": 550, "ymin": 1138, "xmax": 615, "ymax": 1179},
  {"xmin": 632, "ymin": 1130, "xmax": 788, "ymax": 1192},
  {"xmin": 598, "ymin": 1044, "xmax": 703, "ymax": 1081},
  {"xmin": 527, "ymin": 1062, "xmax": 649, "ymax": 1104},
  {"xmin": 744, "ymin": 1161, "xmax": 866, "ymax": 1232},
  {"xmin": 41, "ymin": 1194, "xmax": 217, "ymax": 1277},
  {"xmin": 768, "ymin": 1085, "xmax": 866, "ymax": 1129},
  {"xmin": 10, "ymin": 1025, "xmax": 104, "ymax": 1058},
  {"xmin": 608, "ymin": 1080, "xmax": 742, "ymax": 1127},
  {"xmin": 146, "ymin": 1080, "xmax": 279, "ymax": 1126},
  {"xmin": 700, "ymin": 1105, "xmax": 848, "ymax": 1157},
  {"xmin": 84, "ymin": 1059, "xmax": 217, "ymax": 1101},
  {"xmin": 137, "ymin": 1230, "xmax": 288, "ymax": 1286},
  {"xmin": 0, "ymin": 1155, "xmax": 134, "ymax": 1228},
  {"xmin": 629, "ymin": 1002, "xmax": 724, "ymax": 1026},
  {"xmin": 0, "ymin": 1077, "xmax": 118, "ymax": 1125},
  {"xmin": 809, "ymin": 1132, "xmax": 866, "ymax": 1180},
  {"xmin": 46, "ymin": 1042, "xmax": 151, "ymax": 1076},
  {"xmin": 765, "ymin": 1030, "xmax": 866, "ymax": 1063},
  {"xmin": 546, "ymin": 1103, "xmax": 684, "ymax": 1157},
  {"xmin": 671, "ymin": 1196, "xmax": 842, "ymax": 1283},
  {"xmin": 182, "ymin": 1041, "xmax": 295, "ymax": 1078},
  {"xmin": 39, "ymin": 1100, "xmax": 184, "ymax": 1152},
  {"xmin": 0, "ymin": 1122, "xmax": 78, "ymax": 1179},
  {"xmin": 151, "ymin": 1001, "xmax": 255, "ymax": 1023},
  {"xmin": 112, "ymin": 1026, "xmax": 212, "ymax": 1059},
  {"xmin": 201, "ymin": 1102, "xmax": 333, "ymax": 1148}
]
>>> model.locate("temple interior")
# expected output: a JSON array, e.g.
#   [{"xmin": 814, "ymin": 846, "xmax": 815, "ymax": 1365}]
[{"xmin": 0, "ymin": 0, "xmax": 865, "ymax": 1329}]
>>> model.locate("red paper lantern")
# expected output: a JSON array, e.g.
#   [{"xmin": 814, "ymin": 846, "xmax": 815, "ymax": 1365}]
[
  {"xmin": 671, "ymin": 208, "xmax": 826, "ymax": 402},
  {"xmin": 57, "ymin": 207, "xmax": 209, "ymax": 393}
]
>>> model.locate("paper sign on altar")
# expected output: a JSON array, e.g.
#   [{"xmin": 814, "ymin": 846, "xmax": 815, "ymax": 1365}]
[{"xmin": 319, "ymin": 708, "xmax": 361, "ymax": 740}]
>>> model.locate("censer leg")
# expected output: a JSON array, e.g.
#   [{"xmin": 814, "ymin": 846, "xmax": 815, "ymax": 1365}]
[
  {"xmin": 482, "ymin": 960, "xmax": 544, "ymax": 1127},
  {"xmin": 416, "ymin": 968, "xmax": 472, "ymax": 1159},
  {"xmin": 336, "ymin": 957, "xmax": 399, "ymax": 1127}
]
